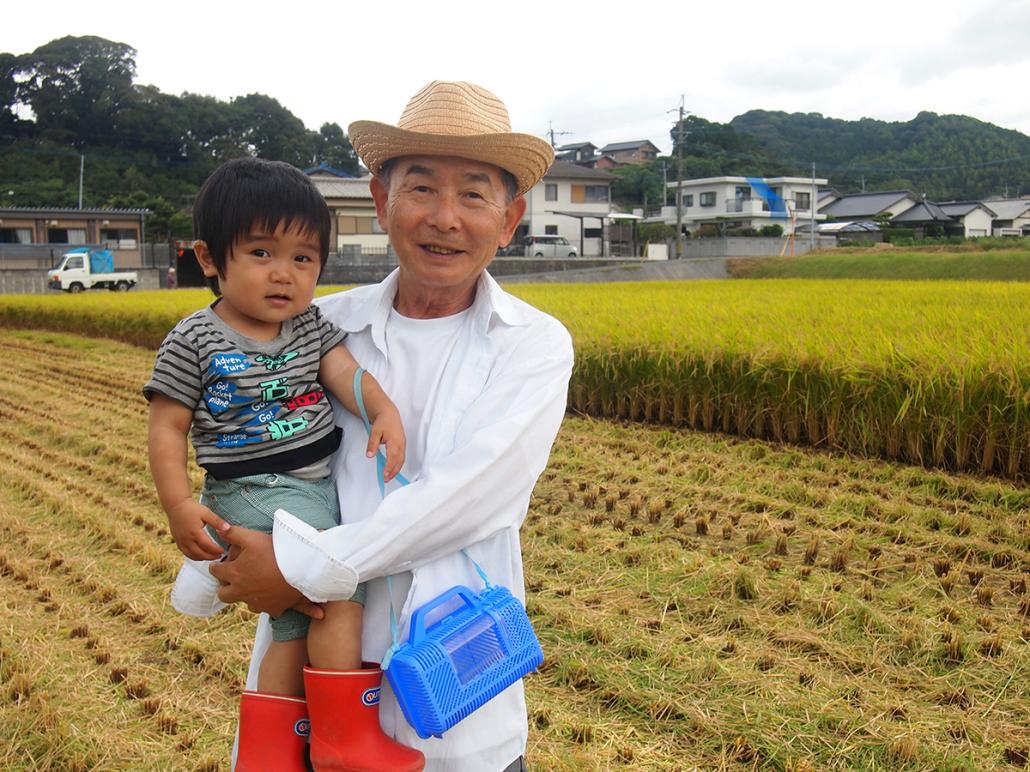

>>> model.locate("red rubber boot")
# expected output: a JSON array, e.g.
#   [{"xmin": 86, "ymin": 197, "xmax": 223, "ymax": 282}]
[
  {"xmin": 235, "ymin": 691, "xmax": 310, "ymax": 772},
  {"xmin": 303, "ymin": 665, "xmax": 425, "ymax": 772}
]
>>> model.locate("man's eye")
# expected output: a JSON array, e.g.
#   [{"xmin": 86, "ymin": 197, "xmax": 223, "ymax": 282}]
[
  {"xmin": 466, "ymin": 191, "xmax": 484, "ymax": 200},
  {"xmin": 413, "ymin": 185, "xmax": 431, "ymax": 193}
]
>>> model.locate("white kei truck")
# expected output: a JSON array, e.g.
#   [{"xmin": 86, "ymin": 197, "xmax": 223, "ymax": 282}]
[{"xmin": 47, "ymin": 247, "xmax": 138, "ymax": 293}]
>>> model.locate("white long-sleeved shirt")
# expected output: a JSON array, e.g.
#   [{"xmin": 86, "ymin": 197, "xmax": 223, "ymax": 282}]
[{"xmin": 252, "ymin": 269, "xmax": 573, "ymax": 770}]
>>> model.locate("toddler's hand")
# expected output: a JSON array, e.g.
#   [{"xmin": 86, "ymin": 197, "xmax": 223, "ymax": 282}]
[
  {"xmin": 368, "ymin": 405, "xmax": 407, "ymax": 482},
  {"xmin": 166, "ymin": 500, "xmax": 230, "ymax": 561}
]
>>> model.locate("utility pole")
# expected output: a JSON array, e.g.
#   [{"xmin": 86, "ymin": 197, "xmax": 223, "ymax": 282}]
[
  {"xmin": 810, "ymin": 162, "xmax": 816, "ymax": 252},
  {"xmin": 676, "ymin": 96, "xmax": 685, "ymax": 259},
  {"xmin": 78, "ymin": 154, "xmax": 84, "ymax": 210},
  {"xmin": 546, "ymin": 121, "xmax": 571, "ymax": 149}
]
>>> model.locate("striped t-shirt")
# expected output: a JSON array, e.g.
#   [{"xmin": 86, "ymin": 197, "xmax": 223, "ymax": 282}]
[{"xmin": 144, "ymin": 302, "xmax": 346, "ymax": 480}]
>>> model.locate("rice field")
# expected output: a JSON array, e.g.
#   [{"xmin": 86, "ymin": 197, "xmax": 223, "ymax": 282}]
[
  {"xmin": 3, "ymin": 279, "xmax": 1030, "ymax": 478},
  {"xmin": 730, "ymin": 244, "xmax": 1030, "ymax": 281},
  {"xmin": 1, "ymin": 328, "xmax": 1027, "ymax": 770}
]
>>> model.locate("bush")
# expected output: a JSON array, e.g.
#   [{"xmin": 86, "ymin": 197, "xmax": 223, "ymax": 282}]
[
  {"xmin": 883, "ymin": 228, "xmax": 916, "ymax": 243},
  {"xmin": 759, "ymin": 224, "xmax": 784, "ymax": 237}
]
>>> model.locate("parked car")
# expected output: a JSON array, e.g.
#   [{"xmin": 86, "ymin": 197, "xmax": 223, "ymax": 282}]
[
  {"xmin": 517, "ymin": 235, "xmax": 578, "ymax": 257},
  {"xmin": 47, "ymin": 248, "xmax": 138, "ymax": 292}
]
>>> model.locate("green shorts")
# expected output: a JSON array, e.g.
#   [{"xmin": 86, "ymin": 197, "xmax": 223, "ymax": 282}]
[{"xmin": 201, "ymin": 472, "xmax": 366, "ymax": 641}]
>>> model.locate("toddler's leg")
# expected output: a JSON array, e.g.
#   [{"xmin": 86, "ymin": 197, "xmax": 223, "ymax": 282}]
[
  {"xmin": 258, "ymin": 639, "xmax": 308, "ymax": 696},
  {"xmin": 307, "ymin": 600, "xmax": 363, "ymax": 671}
]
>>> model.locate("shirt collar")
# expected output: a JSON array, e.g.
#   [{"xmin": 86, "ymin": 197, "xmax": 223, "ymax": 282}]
[{"xmin": 335, "ymin": 269, "xmax": 532, "ymax": 354}]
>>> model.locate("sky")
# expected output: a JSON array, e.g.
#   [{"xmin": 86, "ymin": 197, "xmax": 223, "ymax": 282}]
[{"xmin": 3, "ymin": 0, "xmax": 1030, "ymax": 156}]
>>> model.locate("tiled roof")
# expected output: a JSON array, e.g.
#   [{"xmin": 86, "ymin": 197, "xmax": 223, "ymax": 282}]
[
  {"xmin": 543, "ymin": 161, "xmax": 618, "ymax": 181},
  {"xmin": 891, "ymin": 201, "xmax": 952, "ymax": 223},
  {"xmin": 980, "ymin": 198, "xmax": 1030, "ymax": 220},
  {"xmin": 0, "ymin": 207, "xmax": 149, "ymax": 215},
  {"xmin": 937, "ymin": 201, "xmax": 997, "ymax": 217},
  {"xmin": 819, "ymin": 191, "xmax": 915, "ymax": 218},
  {"xmin": 600, "ymin": 140, "xmax": 658, "ymax": 153},
  {"xmin": 310, "ymin": 178, "xmax": 373, "ymax": 200}
]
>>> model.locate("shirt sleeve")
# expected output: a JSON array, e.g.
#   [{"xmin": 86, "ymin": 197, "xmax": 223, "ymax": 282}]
[
  {"xmin": 272, "ymin": 319, "xmax": 574, "ymax": 602},
  {"xmin": 142, "ymin": 326, "xmax": 203, "ymax": 409},
  {"xmin": 311, "ymin": 305, "xmax": 347, "ymax": 357}
]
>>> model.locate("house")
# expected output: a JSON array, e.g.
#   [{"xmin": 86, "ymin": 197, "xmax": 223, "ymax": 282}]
[
  {"xmin": 307, "ymin": 176, "xmax": 388, "ymax": 254},
  {"xmin": 0, "ymin": 207, "xmax": 148, "ymax": 268},
  {"xmin": 646, "ymin": 175, "xmax": 828, "ymax": 236},
  {"xmin": 599, "ymin": 140, "xmax": 660, "ymax": 166},
  {"xmin": 936, "ymin": 202, "xmax": 997, "ymax": 238},
  {"xmin": 555, "ymin": 142, "xmax": 599, "ymax": 166},
  {"xmin": 889, "ymin": 200, "xmax": 956, "ymax": 237},
  {"xmin": 519, "ymin": 161, "xmax": 619, "ymax": 256},
  {"xmin": 819, "ymin": 190, "xmax": 920, "ymax": 221},
  {"xmin": 304, "ymin": 162, "xmax": 357, "ymax": 179},
  {"xmin": 983, "ymin": 198, "xmax": 1030, "ymax": 236}
]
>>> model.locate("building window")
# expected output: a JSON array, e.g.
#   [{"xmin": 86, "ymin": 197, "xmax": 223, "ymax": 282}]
[
  {"xmin": 699, "ymin": 192, "xmax": 716, "ymax": 207},
  {"xmin": 48, "ymin": 228, "xmax": 87, "ymax": 244},
  {"xmin": 682, "ymin": 194, "xmax": 694, "ymax": 207},
  {"xmin": 545, "ymin": 225, "xmax": 558, "ymax": 235},
  {"xmin": 339, "ymin": 216, "xmax": 377, "ymax": 235},
  {"xmin": 545, "ymin": 183, "xmax": 558, "ymax": 201},
  {"xmin": 584, "ymin": 185, "xmax": 609, "ymax": 202},
  {"xmin": 0, "ymin": 227, "xmax": 32, "ymax": 244},
  {"xmin": 735, "ymin": 186, "xmax": 751, "ymax": 201},
  {"xmin": 796, "ymin": 192, "xmax": 811, "ymax": 210},
  {"xmin": 101, "ymin": 228, "xmax": 138, "ymax": 249},
  {"xmin": 584, "ymin": 227, "xmax": 603, "ymax": 238}
]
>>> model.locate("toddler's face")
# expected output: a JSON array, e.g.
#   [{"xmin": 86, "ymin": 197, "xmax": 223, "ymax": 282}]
[{"xmin": 201, "ymin": 222, "xmax": 323, "ymax": 340}]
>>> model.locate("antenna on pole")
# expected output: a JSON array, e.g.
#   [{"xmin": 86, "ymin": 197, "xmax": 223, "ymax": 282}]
[
  {"xmin": 668, "ymin": 95, "xmax": 690, "ymax": 259},
  {"xmin": 546, "ymin": 121, "xmax": 572, "ymax": 148}
]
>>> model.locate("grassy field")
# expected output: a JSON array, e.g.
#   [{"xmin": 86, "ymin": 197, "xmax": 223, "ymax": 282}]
[
  {"xmin": 4, "ymin": 279, "xmax": 1030, "ymax": 480},
  {"xmin": 730, "ymin": 245, "xmax": 1030, "ymax": 281},
  {"xmin": 1, "ymin": 329, "xmax": 1028, "ymax": 770}
]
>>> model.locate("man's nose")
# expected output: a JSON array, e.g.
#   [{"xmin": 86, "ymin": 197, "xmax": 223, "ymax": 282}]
[{"xmin": 429, "ymin": 193, "xmax": 461, "ymax": 231}]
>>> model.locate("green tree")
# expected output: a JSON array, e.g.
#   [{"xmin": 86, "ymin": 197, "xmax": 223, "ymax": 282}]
[
  {"xmin": 313, "ymin": 122, "xmax": 359, "ymax": 174},
  {"xmin": 16, "ymin": 36, "xmax": 137, "ymax": 148},
  {"xmin": 610, "ymin": 163, "xmax": 664, "ymax": 207},
  {"xmin": 231, "ymin": 93, "xmax": 314, "ymax": 167}
]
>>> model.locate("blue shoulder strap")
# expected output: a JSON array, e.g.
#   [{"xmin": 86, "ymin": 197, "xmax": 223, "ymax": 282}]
[{"xmin": 352, "ymin": 368, "xmax": 491, "ymax": 669}]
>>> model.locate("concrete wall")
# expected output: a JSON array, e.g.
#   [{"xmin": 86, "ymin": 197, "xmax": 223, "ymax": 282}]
[
  {"xmin": 679, "ymin": 236, "xmax": 836, "ymax": 258},
  {"xmin": 321, "ymin": 256, "xmax": 631, "ymax": 285},
  {"xmin": 0, "ymin": 267, "xmax": 162, "ymax": 295},
  {"xmin": 961, "ymin": 208, "xmax": 993, "ymax": 237}
]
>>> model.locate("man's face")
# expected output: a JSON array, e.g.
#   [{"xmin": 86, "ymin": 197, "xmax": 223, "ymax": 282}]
[{"xmin": 370, "ymin": 156, "xmax": 526, "ymax": 302}]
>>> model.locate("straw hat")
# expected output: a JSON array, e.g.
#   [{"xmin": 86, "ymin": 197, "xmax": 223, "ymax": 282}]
[{"xmin": 348, "ymin": 81, "xmax": 554, "ymax": 196}]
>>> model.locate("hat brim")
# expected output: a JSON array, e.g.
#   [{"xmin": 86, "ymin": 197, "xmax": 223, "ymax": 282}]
[{"xmin": 348, "ymin": 120, "xmax": 554, "ymax": 196}]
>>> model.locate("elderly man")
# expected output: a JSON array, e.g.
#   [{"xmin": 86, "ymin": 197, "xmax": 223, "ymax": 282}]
[{"xmin": 208, "ymin": 81, "xmax": 573, "ymax": 771}]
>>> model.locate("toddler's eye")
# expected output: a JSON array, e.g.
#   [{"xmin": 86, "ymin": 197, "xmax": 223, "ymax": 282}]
[
  {"xmin": 295, "ymin": 255, "xmax": 313, "ymax": 263},
  {"xmin": 252, "ymin": 248, "xmax": 270, "ymax": 257}
]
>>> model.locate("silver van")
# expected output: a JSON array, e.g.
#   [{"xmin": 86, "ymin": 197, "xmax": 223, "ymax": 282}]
[{"xmin": 519, "ymin": 235, "xmax": 578, "ymax": 257}]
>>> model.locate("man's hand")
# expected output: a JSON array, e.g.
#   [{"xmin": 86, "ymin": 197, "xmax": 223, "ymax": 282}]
[
  {"xmin": 167, "ymin": 499, "xmax": 229, "ymax": 561},
  {"xmin": 208, "ymin": 525, "xmax": 324, "ymax": 619},
  {"xmin": 368, "ymin": 404, "xmax": 406, "ymax": 481}
]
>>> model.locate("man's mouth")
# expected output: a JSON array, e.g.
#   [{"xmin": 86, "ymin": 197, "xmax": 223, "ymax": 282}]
[{"xmin": 422, "ymin": 244, "xmax": 461, "ymax": 255}]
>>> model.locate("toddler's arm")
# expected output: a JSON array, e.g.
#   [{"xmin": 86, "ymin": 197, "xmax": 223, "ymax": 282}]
[
  {"xmin": 148, "ymin": 394, "xmax": 229, "ymax": 560},
  {"xmin": 319, "ymin": 345, "xmax": 406, "ymax": 481}
]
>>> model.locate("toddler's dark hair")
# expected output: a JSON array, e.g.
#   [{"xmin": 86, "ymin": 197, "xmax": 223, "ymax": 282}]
[{"xmin": 193, "ymin": 157, "xmax": 332, "ymax": 294}]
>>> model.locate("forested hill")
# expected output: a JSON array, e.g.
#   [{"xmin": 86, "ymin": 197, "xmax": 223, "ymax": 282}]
[
  {"xmin": 0, "ymin": 36, "xmax": 360, "ymax": 241},
  {"xmin": 726, "ymin": 110, "xmax": 1030, "ymax": 200}
]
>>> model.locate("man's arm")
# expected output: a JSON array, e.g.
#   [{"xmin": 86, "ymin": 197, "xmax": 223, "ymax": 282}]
[{"xmin": 274, "ymin": 320, "xmax": 573, "ymax": 603}]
